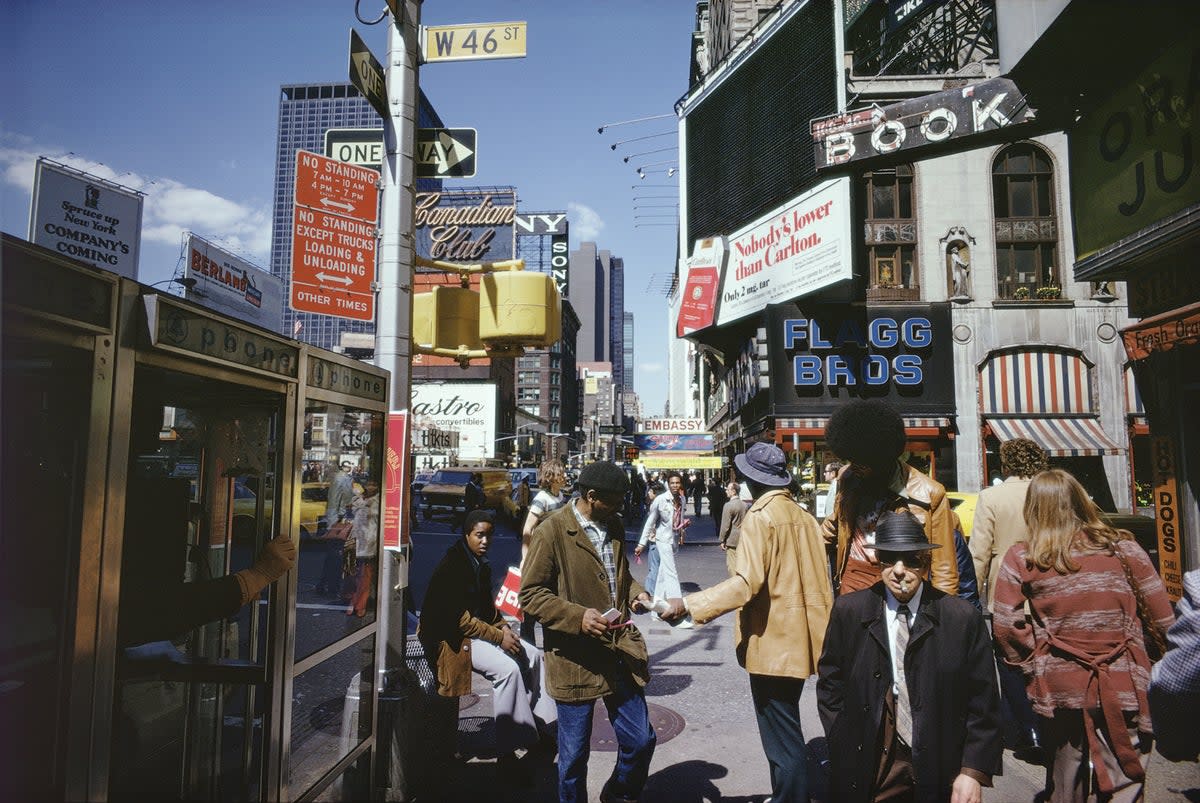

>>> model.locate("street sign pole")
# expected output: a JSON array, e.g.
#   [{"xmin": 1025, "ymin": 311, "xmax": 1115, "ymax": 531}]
[
  {"xmin": 376, "ymin": 5, "xmax": 418, "ymax": 414},
  {"xmin": 374, "ymin": 0, "xmax": 419, "ymax": 750}
]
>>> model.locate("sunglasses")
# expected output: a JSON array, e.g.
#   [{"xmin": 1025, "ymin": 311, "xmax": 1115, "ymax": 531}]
[{"xmin": 876, "ymin": 551, "xmax": 924, "ymax": 566}]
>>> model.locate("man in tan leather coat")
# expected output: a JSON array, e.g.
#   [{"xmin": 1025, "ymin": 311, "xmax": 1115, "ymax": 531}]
[
  {"xmin": 821, "ymin": 399, "xmax": 958, "ymax": 596},
  {"xmin": 670, "ymin": 442, "xmax": 833, "ymax": 803}
]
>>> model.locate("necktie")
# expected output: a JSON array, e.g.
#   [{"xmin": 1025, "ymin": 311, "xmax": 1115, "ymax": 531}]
[{"xmin": 894, "ymin": 604, "xmax": 913, "ymax": 745}]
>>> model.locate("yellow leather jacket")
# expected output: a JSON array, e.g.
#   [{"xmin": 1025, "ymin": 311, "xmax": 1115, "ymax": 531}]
[{"xmin": 822, "ymin": 462, "xmax": 959, "ymax": 595}]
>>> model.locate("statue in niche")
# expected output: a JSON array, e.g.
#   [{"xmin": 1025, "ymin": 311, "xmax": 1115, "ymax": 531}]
[{"xmin": 948, "ymin": 243, "xmax": 971, "ymax": 299}]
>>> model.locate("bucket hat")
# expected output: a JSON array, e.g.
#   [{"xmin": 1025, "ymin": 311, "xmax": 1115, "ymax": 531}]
[
  {"xmin": 874, "ymin": 509, "xmax": 941, "ymax": 552},
  {"xmin": 733, "ymin": 442, "xmax": 791, "ymax": 487}
]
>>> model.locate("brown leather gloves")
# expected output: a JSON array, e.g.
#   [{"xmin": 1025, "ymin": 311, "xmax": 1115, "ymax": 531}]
[{"xmin": 235, "ymin": 533, "xmax": 297, "ymax": 606}]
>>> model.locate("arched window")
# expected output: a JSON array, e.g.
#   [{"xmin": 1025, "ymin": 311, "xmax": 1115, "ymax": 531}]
[
  {"xmin": 992, "ymin": 144, "xmax": 1060, "ymax": 300},
  {"xmin": 862, "ymin": 164, "xmax": 918, "ymax": 300}
]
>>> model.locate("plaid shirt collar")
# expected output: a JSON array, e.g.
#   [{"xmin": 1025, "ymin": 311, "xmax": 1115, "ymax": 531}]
[{"xmin": 571, "ymin": 498, "xmax": 618, "ymax": 605}]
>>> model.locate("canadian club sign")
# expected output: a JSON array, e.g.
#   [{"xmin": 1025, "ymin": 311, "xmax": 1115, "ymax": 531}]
[
  {"xmin": 811, "ymin": 78, "xmax": 1034, "ymax": 169},
  {"xmin": 414, "ymin": 189, "xmax": 516, "ymax": 262}
]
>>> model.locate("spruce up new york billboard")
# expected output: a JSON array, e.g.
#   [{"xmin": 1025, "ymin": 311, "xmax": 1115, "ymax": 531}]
[{"xmin": 766, "ymin": 302, "xmax": 954, "ymax": 415}]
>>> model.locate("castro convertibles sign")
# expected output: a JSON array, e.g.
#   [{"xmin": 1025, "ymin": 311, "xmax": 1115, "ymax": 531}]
[{"xmin": 766, "ymin": 302, "xmax": 954, "ymax": 415}]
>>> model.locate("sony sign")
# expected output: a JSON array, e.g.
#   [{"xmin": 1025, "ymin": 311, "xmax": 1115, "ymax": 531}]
[
  {"xmin": 513, "ymin": 212, "xmax": 568, "ymax": 235},
  {"xmin": 811, "ymin": 78, "xmax": 1033, "ymax": 169}
]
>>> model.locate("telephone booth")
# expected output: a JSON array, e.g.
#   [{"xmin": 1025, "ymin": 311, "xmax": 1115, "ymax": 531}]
[{"xmin": 1, "ymin": 234, "xmax": 391, "ymax": 801}]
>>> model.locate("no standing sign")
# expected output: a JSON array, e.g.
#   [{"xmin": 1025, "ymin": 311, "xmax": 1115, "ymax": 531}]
[{"xmin": 290, "ymin": 150, "xmax": 380, "ymax": 321}]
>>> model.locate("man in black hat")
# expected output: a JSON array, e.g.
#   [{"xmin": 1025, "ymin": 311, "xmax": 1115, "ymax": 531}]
[
  {"xmin": 817, "ymin": 510, "xmax": 1002, "ymax": 803},
  {"xmin": 520, "ymin": 460, "xmax": 662, "ymax": 803},
  {"xmin": 670, "ymin": 442, "xmax": 833, "ymax": 803}
]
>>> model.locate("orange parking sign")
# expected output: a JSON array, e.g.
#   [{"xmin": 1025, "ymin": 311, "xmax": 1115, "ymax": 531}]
[
  {"xmin": 290, "ymin": 205, "xmax": 375, "ymax": 320},
  {"xmin": 294, "ymin": 150, "xmax": 379, "ymax": 223}
]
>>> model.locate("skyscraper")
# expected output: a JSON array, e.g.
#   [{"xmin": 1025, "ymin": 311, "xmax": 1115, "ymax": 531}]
[
  {"xmin": 568, "ymin": 241, "xmax": 627, "ymax": 388},
  {"xmin": 269, "ymin": 82, "xmax": 443, "ymax": 349}
]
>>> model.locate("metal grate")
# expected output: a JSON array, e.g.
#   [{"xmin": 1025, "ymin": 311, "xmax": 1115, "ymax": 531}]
[{"xmin": 686, "ymin": 0, "xmax": 837, "ymax": 243}]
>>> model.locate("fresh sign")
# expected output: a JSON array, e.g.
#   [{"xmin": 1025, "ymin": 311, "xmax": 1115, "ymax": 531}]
[{"xmin": 422, "ymin": 22, "xmax": 527, "ymax": 63}]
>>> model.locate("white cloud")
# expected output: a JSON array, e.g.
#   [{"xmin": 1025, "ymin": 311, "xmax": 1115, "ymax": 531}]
[
  {"xmin": 567, "ymin": 201, "xmax": 604, "ymax": 241},
  {"xmin": 0, "ymin": 137, "xmax": 271, "ymax": 263},
  {"xmin": 639, "ymin": 361, "xmax": 664, "ymax": 375}
]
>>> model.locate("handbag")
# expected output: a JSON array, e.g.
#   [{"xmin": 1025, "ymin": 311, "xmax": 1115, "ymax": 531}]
[{"xmin": 1114, "ymin": 544, "xmax": 1168, "ymax": 661}]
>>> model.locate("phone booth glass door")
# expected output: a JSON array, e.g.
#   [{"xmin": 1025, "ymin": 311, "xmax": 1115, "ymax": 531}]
[{"xmin": 110, "ymin": 364, "xmax": 284, "ymax": 801}]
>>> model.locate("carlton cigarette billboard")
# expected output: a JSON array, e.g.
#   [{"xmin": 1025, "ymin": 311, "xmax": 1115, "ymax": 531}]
[
  {"xmin": 29, "ymin": 158, "xmax": 144, "ymax": 279},
  {"xmin": 676, "ymin": 178, "xmax": 853, "ymax": 337},
  {"xmin": 184, "ymin": 233, "xmax": 282, "ymax": 331}
]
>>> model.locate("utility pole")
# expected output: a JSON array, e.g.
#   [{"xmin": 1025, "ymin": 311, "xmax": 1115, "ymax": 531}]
[{"xmin": 375, "ymin": 0, "xmax": 420, "ymax": 682}]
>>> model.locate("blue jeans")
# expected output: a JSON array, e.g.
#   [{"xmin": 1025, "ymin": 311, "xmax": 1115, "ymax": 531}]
[
  {"xmin": 556, "ymin": 672, "xmax": 656, "ymax": 803},
  {"xmin": 644, "ymin": 543, "xmax": 660, "ymax": 598},
  {"xmin": 749, "ymin": 673, "xmax": 808, "ymax": 802}
]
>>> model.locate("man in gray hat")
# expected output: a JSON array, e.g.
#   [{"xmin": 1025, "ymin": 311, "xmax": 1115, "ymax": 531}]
[
  {"xmin": 520, "ymin": 460, "xmax": 660, "ymax": 803},
  {"xmin": 666, "ymin": 442, "xmax": 833, "ymax": 803},
  {"xmin": 817, "ymin": 510, "xmax": 1002, "ymax": 803}
]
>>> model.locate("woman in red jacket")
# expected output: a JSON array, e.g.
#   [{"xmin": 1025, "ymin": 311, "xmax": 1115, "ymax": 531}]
[{"xmin": 993, "ymin": 469, "xmax": 1175, "ymax": 803}]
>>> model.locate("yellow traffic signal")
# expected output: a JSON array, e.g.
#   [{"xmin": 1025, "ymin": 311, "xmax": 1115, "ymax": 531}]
[
  {"xmin": 479, "ymin": 270, "xmax": 561, "ymax": 347},
  {"xmin": 411, "ymin": 285, "xmax": 482, "ymax": 351}
]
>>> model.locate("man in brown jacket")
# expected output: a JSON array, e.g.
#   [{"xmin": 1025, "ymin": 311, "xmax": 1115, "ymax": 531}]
[
  {"xmin": 519, "ymin": 461, "xmax": 660, "ymax": 803},
  {"xmin": 669, "ymin": 443, "xmax": 833, "ymax": 803},
  {"xmin": 821, "ymin": 399, "xmax": 958, "ymax": 596}
]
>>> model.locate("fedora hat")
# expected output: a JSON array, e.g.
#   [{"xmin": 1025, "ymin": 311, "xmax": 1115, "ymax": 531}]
[
  {"xmin": 874, "ymin": 510, "xmax": 941, "ymax": 552},
  {"xmin": 734, "ymin": 443, "xmax": 791, "ymax": 487}
]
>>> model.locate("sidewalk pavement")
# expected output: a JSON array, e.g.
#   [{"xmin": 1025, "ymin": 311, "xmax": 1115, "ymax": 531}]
[{"xmin": 428, "ymin": 500, "xmax": 1199, "ymax": 802}]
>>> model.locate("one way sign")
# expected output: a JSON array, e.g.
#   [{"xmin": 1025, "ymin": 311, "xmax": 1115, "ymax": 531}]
[{"xmin": 416, "ymin": 128, "xmax": 477, "ymax": 178}]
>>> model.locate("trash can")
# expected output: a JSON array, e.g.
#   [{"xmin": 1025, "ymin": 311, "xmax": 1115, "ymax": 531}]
[{"xmin": 376, "ymin": 637, "xmax": 459, "ymax": 801}]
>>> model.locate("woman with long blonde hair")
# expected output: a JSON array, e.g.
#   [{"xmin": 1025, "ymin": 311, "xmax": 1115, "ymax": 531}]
[{"xmin": 993, "ymin": 469, "xmax": 1174, "ymax": 802}]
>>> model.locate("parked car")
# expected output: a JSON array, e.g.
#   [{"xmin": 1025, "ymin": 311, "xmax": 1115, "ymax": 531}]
[{"xmin": 418, "ymin": 466, "xmax": 515, "ymax": 521}]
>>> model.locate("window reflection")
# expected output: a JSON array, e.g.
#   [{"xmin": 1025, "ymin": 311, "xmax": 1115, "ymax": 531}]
[{"xmin": 295, "ymin": 405, "xmax": 383, "ymax": 661}]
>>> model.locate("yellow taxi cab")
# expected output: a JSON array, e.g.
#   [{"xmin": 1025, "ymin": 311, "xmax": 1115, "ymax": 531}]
[
  {"xmin": 233, "ymin": 479, "xmax": 361, "ymax": 542},
  {"xmin": 946, "ymin": 491, "xmax": 978, "ymax": 538}
]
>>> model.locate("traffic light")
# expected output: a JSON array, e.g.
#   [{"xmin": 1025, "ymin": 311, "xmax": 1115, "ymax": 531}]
[
  {"xmin": 411, "ymin": 285, "xmax": 482, "ymax": 352},
  {"xmin": 479, "ymin": 270, "xmax": 561, "ymax": 347}
]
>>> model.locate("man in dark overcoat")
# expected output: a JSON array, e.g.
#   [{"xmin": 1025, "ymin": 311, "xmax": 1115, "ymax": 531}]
[{"xmin": 817, "ymin": 510, "xmax": 1002, "ymax": 803}]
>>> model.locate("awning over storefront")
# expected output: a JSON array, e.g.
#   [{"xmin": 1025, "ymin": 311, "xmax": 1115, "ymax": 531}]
[
  {"xmin": 640, "ymin": 454, "xmax": 725, "ymax": 470},
  {"xmin": 776, "ymin": 416, "xmax": 953, "ymax": 436},
  {"xmin": 986, "ymin": 417, "xmax": 1122, "ymax": 457},
  {"xmin": 1120, "ymin": 302, "xmax": 1200, "ymax": 362}
]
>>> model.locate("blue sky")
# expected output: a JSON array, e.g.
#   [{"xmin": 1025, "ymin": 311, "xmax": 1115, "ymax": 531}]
[{"xmin": 1, "ymin": 1, "xmax": 693, "ymax": 415}]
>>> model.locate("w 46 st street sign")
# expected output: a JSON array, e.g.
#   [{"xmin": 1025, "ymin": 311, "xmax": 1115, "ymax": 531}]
[{"xmin": 422, "ymin": 22, "xmax": 527, "ymax": 63}]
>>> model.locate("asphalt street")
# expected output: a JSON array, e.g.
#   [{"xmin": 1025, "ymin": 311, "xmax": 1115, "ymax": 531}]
[{"xmin": 403, "ymin": 502, "xmax": 1200, "ymax": 802}]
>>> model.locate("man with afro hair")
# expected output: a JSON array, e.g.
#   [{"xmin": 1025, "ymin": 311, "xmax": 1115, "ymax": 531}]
[{"xmin": 821, "ymin": 399, "xmax": 959, "ymax": 596}]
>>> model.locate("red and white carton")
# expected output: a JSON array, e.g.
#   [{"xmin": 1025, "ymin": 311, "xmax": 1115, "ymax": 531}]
[{"xmin": 494, "ymin": 566, "xmax": 523, "ymax": 620}]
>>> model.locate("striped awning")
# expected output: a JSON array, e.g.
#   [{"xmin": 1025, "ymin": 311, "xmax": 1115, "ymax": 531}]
[
  {"xmin": 980, "ymin": 350, "xmax": 1093, "ymax": 415},
  {"xmin": 987, "ymin": 417, "xmax": 1122, "ymax": 456},
  {"xmin": 776, "ymin": 416, "xmax": 952, "ymax": 431}
]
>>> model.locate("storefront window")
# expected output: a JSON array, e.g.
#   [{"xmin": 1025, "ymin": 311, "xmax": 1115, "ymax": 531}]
[{"xmin": 295, "ymin": 404, "xmax": 383, "ymax": 661}]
